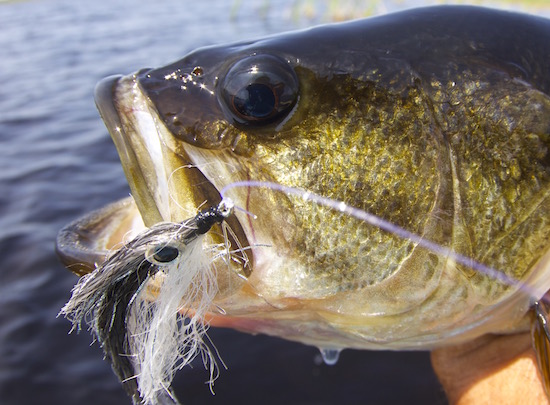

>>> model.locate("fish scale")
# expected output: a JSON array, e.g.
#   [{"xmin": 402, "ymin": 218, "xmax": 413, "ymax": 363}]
[{"xmin": 262, "ymin": 76, "xmax": 445, "ymax": 292}]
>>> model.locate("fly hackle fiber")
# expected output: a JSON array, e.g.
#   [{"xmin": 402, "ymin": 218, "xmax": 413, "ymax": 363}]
[{"xmin": 60, "ymin": 201, "xmax": 233, "ymax": 405}]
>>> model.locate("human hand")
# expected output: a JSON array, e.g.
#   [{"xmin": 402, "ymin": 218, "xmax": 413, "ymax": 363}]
[{"xmin": 431, "ymin": 332, "xmax": 548, "ymax": 404}]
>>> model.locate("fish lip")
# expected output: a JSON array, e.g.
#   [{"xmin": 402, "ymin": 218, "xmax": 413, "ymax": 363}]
[
  {"xmin": 56, "ymin": 197, "xmax": 145, "ymax": 275},
  {"xmin": 94, "ymin": 75, "xmax": 124, "ymax": 154},
  {"xmin": 95, "ymin": 74, "xmax": 166, "ymax": 225}
]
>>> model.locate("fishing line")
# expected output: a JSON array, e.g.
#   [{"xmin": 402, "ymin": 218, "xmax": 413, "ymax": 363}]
[{"xmin": 220, "ymin": 180, "xmax": 539, "ymax": 298}]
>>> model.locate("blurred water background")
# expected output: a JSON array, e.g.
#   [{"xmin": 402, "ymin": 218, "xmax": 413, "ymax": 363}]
[{"xmin": 1, "ymin": 0, "xmax": 549, "ymax": 404}]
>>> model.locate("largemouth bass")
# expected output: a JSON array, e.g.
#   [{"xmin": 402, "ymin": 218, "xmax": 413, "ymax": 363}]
[{"xmin": 57, "ymin": 5, "xmax": 550, "ymax": 402}]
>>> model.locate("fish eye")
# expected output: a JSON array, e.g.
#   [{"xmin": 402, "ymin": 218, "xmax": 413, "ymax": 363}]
[
  {"xmin": 219, "ymin": 54, "xmax": 299, "ymax": 126},
  {"xmin": 147, "ymin": 244, "xmax": 180, "ymax": 265}
]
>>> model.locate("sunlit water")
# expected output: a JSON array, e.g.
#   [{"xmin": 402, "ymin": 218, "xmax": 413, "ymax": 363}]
[{"xmin": 1, "ymin": 0, "xmax": 548, "ymax": 404}]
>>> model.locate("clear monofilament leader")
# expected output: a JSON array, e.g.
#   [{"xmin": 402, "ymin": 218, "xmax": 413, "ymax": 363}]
[{"xmin": 126, "ymin": 233, "xmax": 220, "ymax": 405}]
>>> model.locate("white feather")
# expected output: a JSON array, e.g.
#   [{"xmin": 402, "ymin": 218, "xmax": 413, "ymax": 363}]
[{"xmin": 127, "ymin": 235, "xmax": 219, "ymax": 405}]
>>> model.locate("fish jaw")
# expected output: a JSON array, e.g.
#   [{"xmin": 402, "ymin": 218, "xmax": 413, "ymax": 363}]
[
  {"xmin": 55, "ymin": 197, "xmax": 146, "ymax": 276},
  {"xmin": 95, "ymin": 74, "xmax": 199, "ymax": 226},
  {"xmin": 96, "ymin": 72, "xmax": 251, "ymax": 259}
]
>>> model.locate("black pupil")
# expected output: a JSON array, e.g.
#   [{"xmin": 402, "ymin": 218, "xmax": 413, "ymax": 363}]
[
  {"xmin": 153, "ymin": 245, "xmax": 179, "ymax": 263},
  {"xmin": 233, "ymin": 83, "xmax": 275, "ymax": 118}
]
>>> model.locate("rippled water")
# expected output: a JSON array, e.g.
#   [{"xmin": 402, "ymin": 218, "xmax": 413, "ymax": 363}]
[{"xmin": 1, "ymin": 1, "xmax": 547, "ymax": 404}]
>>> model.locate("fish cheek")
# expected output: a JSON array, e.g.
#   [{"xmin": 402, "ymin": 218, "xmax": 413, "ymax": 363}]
[{"xmin": 250, "ymin": 73, "xmax": 447, "ymax": 295}]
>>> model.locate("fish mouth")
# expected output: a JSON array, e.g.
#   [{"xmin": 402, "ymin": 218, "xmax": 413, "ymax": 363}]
[
  {"xmin": 91, "ymin": 74, "xmax": 354, "ymax": 348},
  {"xmin": 94, "ymin": 74, "xmax": 252, "ymax": 274}
]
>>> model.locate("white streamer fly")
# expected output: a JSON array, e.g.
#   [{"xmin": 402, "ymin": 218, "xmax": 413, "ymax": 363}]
[{"xmin": 60, "ymin": 200, "xmax": 234, "ymax": 405}]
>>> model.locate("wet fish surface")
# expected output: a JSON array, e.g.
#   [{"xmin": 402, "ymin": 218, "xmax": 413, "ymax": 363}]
[{"xmin": 58, "ymin": 5, "xmax": 550, "ymax": 403}]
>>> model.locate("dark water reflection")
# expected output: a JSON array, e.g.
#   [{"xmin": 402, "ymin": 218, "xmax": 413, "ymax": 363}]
[{"xmin": 0, "ymin": 0, "xmax": 456, "ymax": 403}]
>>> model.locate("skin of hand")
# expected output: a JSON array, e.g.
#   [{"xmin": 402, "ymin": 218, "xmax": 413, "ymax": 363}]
[{"xmin": 431, "ymin": 332, "xmax": 549, "ymax": 405}]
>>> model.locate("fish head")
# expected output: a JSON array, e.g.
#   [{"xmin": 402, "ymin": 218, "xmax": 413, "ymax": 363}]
[{"xmin": 84, "ymin": 6, "xmax": 550, "ymax": 350}]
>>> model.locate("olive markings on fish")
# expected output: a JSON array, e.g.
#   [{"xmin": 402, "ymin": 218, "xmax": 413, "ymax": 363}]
[{"xmin": 57, "ymin": 5, "xmax": 550, "ymax": 402}]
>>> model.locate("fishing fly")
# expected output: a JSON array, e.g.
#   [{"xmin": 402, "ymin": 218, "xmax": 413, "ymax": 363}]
[{"xmin": 60, "ymin": 199, "xmax": 234, "ymax": 405}]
